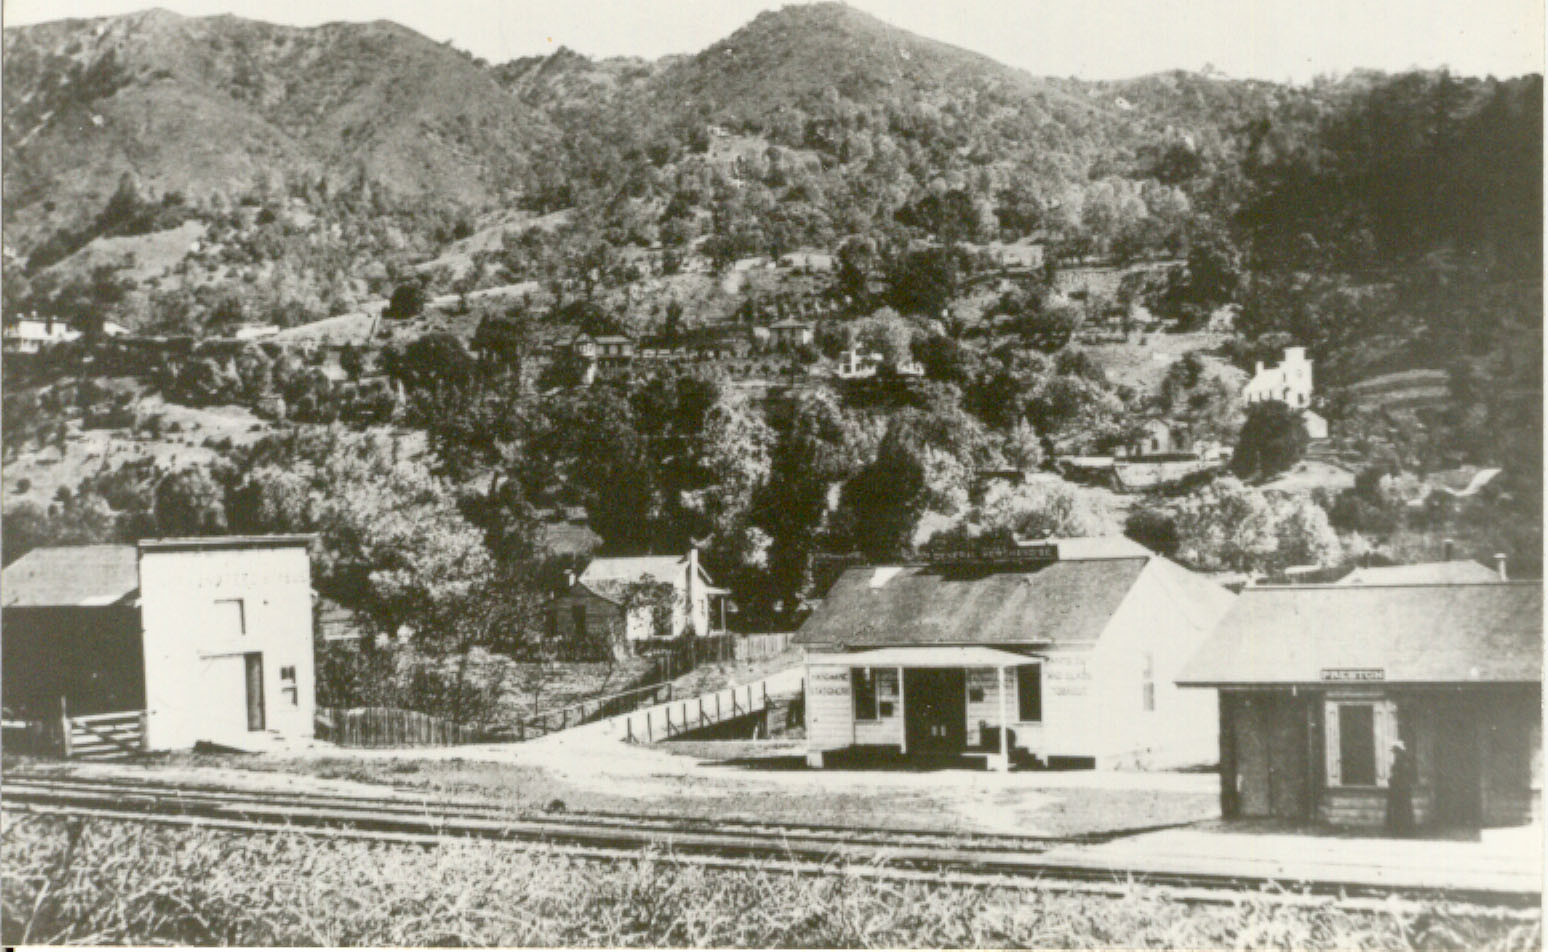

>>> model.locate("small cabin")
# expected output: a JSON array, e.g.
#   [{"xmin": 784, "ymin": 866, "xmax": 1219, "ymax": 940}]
[
  {"xmin": 549, "ymin": 550, "xmax": 728, "ymax": 659},
  {"xmin": 2, "ymin": 536, "xmax": 316, "ymax": 753},
  {"xmin": 1177, "ymin": 582, "xmax": 1542, "ymax": 830},
  {"xmin": 795, "ymin": 538, "xmax": 1235, "ymax": 771}
]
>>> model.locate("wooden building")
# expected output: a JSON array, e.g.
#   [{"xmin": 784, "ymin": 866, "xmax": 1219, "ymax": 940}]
[
  {"xmin": 2, "ymin": 536, "xmax": 316, "ymax": 752},
  {"xmin": 549, "ymin": 549, "xmax": 728, "ymax": 659},
  {"xmin": 1177, "ymin": 582, "xmax": 1542, "ymax": 829},
  {"xmin": 795, "ymin": 538, "xmax": 1235, "ymax": 771}
]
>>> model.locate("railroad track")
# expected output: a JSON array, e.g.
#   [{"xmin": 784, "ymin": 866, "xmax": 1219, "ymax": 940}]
[{"xmin": 2, "ymin": 773, "xmax": 1539, "ymax": 916}]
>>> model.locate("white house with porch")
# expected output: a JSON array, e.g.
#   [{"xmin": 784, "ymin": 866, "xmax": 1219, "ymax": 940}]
[{"xmin": 796, "ymin": 538, "xmax": 1235, "ymax": 771}]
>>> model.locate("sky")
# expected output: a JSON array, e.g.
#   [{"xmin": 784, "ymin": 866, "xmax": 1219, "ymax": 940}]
[{"xmin": 3, "ymin": 0, "xmax": 1542, "ymax": 83}]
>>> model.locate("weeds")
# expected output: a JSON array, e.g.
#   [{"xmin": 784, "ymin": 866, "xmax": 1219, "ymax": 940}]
[{"xmin": 1, "ymin": 814, "xmax": 1536, "ymax": 948}]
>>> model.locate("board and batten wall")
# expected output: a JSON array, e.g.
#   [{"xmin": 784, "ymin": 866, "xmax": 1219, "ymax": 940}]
[{"xmin": 138, "ymin": 544, "xmax": 316, "ymax": 750}]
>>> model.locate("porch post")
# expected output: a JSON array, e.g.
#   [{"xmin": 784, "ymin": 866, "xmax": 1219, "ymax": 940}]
[
  {"xmin": 996, "ymin": 666, "xmax": 1010, "ymax": 772},
  {"xmin": 897, "ymin": 667, "xmax": 907, "ymax": 755}
]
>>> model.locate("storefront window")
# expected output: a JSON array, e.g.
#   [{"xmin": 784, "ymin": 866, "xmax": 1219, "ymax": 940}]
[{"xmin": 852, "ymin": 668, "xmax": 877, "ymax": 720}]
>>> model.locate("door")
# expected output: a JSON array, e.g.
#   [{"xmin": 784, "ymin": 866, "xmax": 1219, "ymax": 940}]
[
  {"xmin": 244, "ymin": 653, "xmax": 265, "ymax": 732},
  {"xmin": 1233, "ymin": 695, "xmax": 1272, "ymax": 816},
  {"xmin": 904, "ymin": 669, "xmax": 966, "ymax": 755},
  {"xmin": 1433, "ymin": 700, "xmax": 1482, "ymax": 826}
]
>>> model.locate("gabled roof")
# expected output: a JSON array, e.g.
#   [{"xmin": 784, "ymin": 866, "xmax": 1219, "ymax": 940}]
[
  {"xmin": 577, "ymin": 554, "xmax": 718, "ymax": 601},
  {"xmin": 1177, "ymin": 583, "xmax": 1542, "ymax": 686},
  {"xmin": 2, "ymin": 545, "xmax": 139, "ymax": 607},
  {"xmin": 795, "ymin": 556, "xmax": 1152, "ymax": 647},
  {"xmin": 1337, "ymin": 560, "xmax": 1502, "ymax": 586}
]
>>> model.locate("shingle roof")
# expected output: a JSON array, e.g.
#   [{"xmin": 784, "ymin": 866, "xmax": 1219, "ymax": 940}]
[
  {"xmin": 794, "ymin": 557, "xmax": 1151, "ymax": 647},
  {"xmin": 2, "ymin": 545, "xmax": 139, "ymax": 607},
  {"xmin": 1337, "ymin": 560, "xmax": 1502, "ymax": 586},
  {"xmin": 1176, "ymin": 583, "xmax": 1542, "ymax": 685}
]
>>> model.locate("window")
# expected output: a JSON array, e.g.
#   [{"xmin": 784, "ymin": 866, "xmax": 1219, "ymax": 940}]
[
  {"xmin": 1142, "ymin": 653, "xmax": 1156, "ymax": 712},
  {"xmin": 214, "ymin": 598, "xmax": 245, "ymax": 637},
  {"xmin": 852, "ymin": 668, "xmax": 877, "ymax": 721},
  {"xmin": 1016, "ymin": 664, "xmax": 1042, "ymax": 722},
  {"xmin": 280, "ymin": 665, "xmax": 298, "ymax": 707},
  {"xmin": 1338, "ymin": 704, "xmax": 1377, "ymax": 786},
  {"xmin": 1325, "ymin": 699, "xmax": 1395, "ymax": 788}
]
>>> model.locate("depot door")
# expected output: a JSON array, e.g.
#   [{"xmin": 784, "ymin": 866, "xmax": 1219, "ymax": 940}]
[
  {"xmin": 904, "ymin": 668, "xmax": 966, "ymax": 754},
  {"xmin": 1433, "ymin": 702, "xmax": 1482, "ymax": 826}
]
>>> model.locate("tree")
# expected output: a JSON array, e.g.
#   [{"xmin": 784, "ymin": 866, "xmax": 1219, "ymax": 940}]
[
  {"xmin": 154, "ymin": 468, "xmax": 229, "ymax": 536},
  {"xmin": 1169, "ymin": 477, "xmax": 1278, "ymax": 571},
  {"xmin": 838, "ymin": 424, "xmax": 930, "ymax": 562},
  {"xmin": 384, "ymin": 282, "xmax": 426, "ymax": 320},
  {"xmin": 1232, "ymin": 400, "xmax": 1307, "ymax": 479}
]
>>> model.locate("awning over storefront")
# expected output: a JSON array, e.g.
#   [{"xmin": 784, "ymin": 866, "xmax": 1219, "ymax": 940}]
[{"xmin": 806, "ymin": 646, "xmax": 1042, "ymax": 668}]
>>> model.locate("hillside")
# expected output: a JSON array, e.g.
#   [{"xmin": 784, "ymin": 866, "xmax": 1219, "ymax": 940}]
[{"xmin": 2, "ymin": 9, "xmax": 557, "ymax": 249}]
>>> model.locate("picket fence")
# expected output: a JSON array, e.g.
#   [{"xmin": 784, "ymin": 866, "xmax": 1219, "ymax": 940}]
[{"xmin": 315, "ymin": 706, "xmax": 484, "ymax": 748}]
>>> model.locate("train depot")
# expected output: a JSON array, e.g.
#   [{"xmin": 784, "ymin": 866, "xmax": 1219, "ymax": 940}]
[
  {"xmin": 2, "ymin": 535, "xmax": 317, "ymax": 754},
  {"xmin": 796, "ymin": 538, "xmax": 1235, "ymax": 771},
  {"xmin": 1178, "ymin": 582, "xmax": 1542, "ymax": 830}
]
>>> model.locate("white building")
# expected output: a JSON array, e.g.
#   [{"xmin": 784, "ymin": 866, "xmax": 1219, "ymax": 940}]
[
  {"xmin": 1, "ymin": 536, "xmax": 316, "ymax": 753},
  {"xmin": 796, "ymin": 537, "xmax": 1236, "ymax": 771},
  {"xmin": 551, "ymin": 550, "xmax": 729, "ymax": 656},
  {"xmin": 1244, "ymin": 346, "xmax": 1314, "ymax": 408},
  {"xmin": 3, "ymin": 318, "xmax": 81, "ymax": 353}
]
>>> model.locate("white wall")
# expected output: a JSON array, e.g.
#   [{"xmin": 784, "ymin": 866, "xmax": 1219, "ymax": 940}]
[{"xmin": 138, "ymin": 544, "xmax": 315, "ymax": 750}]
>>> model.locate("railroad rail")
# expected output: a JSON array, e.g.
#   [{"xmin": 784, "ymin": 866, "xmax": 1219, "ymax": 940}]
[{"xmin": 2, "ymin": 773, "xmax": 1539, "ymax": 915}]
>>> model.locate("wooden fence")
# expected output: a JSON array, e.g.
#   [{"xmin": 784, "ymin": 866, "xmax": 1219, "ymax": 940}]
[
  {"xmin": 64, "ymin": 710, "xmax": 146, "ymax": 759},
  {"xmin": 315, "ymin": 707, "xmax": 484, "ymax": 748},
  {"xmin": 514, "ymin": 680, "xmax": 673, "ymax": 741},
  {"xmin": 624, "ymin": 681, "xmax": 769, "ymax": 744},
  {"xmin": 734, "ymin": 632, "xmax": 793, "ymax": 661}
]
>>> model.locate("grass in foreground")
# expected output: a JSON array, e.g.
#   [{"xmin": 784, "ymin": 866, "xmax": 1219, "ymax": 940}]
[{"xmin": 2, "ymin": 815, "xmax": 1537, "ymax": 949}]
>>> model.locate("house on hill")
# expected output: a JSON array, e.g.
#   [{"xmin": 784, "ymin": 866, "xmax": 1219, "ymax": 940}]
[
  {"xmin": 549, "ymin": 550, "xmax": 728, "ymax": 659},
  {"xmin": 1244, "ymin": 346, "xmax": 1313, "ymax": 409},
  {"xmin": 570, "ymin": 332, "xmax": 635, "ymax": 383},
  {"xmin": 2, "ymin": 536, "xmax": 316, "ymax": 753},
  {"xmin": 769, "ymin": 319, "xmax": 814, "ymax": 347},
  {"xmin": 795, "ymin": 538, "xmax": 1236, "ymax": 771},
  {"xmin": 1178, "ymin": 583, "xmax": 1541, "ymax": 829},
  {"xmin": 3, "ymin": 317, "xmax": 81, "ymax": 354}
]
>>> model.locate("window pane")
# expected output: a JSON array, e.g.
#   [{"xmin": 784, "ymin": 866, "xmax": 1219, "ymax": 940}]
[
  {"xmin": 852, "ymin": 668, "xmax": 877, "ymax": 721},
  {"xmin": 1017, "ymin": 665, "xmax": 1041, "ymax": 722},
  {"xmin": 1339, "ymin": 704, "xmax": 1376, "ymax": 786}
]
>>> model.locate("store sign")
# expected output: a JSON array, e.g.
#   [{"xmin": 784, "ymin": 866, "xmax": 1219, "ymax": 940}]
[
  {"xmin": 1320, "ymin": 668, "xmax": 1385, "ymax": 682},
  {"xmin": 809, "ymin": 668, "xmax": 852, "ymax": 696}
]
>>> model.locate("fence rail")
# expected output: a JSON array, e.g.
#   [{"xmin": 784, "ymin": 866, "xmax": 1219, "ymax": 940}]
[
  {"xmin": 315, "ymin": 707, "xmax": 483, "ymax": 748},
  {"xmin": 515, "ymin": 680, "xmax": 674, "ymax": 742},
  {"xmin": 624, "ymin": 680, "xmax": 770, "ymax": 744}
]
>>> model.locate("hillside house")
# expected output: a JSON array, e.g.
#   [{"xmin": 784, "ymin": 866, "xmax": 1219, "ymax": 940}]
[
  {"xmin": 2, "ymin": 536, "xmax": 316, "ymax": 752},
  {"xmin": 1178, "ymin": 583, "xmax": 1541, "ymax": 830},
  {"xmin": 570, "ymin": 332, "xmax": 636, "ymax": 383},
  {"xmin": 769, "ymin": 319, "xmax": 814, "ymax": 347},
  {"xmin": 549, "ymin": 550, "xmax": 728, "ymax": 658},
  {"xmin": 1244, "ymin": 346, "xmax": 1314, "ymax": 408},
  {"xmin": 1115, "ymin": 419, "xmax": 1190, "ymax": 459},
  {"xmin": 3, "ymin": 317, "xmax": 80, "ymax": 353},
  {"xmin": 796, "ymin": 538, "xmax": 1236, "ymax": 771}
]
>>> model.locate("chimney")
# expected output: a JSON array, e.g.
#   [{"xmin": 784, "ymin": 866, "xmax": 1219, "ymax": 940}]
[
  {"xmin": 1494, "ymin": 553, "xmax": 1508, "ymax": 581},
  {"xmin": 564, "ymin": 570, "xmax": 576, "ymax": 589},
  {"xmin": 1442, "ymin": 538, "xmax": 1455, "ymax": 561}
]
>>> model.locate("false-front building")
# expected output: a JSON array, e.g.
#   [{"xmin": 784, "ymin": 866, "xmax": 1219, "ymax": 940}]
[
  {"xmin": 1177, "ymin": 582, "xmax": 1542, "ymax": 829},
  {"xmin": 2, "ymin": 536, "xmax": 316, "ymax": 752},
  {"xmin": 796, "ymin": 538, "xmax": 1235, "ymax": 771}
]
